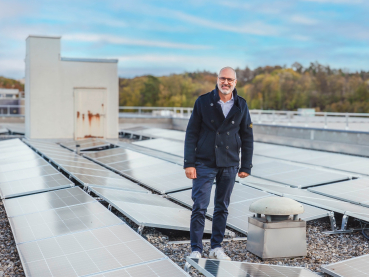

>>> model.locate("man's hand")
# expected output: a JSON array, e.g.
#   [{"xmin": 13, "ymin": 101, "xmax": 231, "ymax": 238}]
[
  {"xmin": 238, "ymin": 172, "xmax": 249, "ymax": 178},
  {"xmin": 185, "ymin": 167, "xmax": 197, "ymax": 179}
]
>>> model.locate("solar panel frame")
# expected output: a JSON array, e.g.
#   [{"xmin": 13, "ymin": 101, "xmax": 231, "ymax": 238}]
[
  {"xmin": 322, "ymin": 253, "xmax": 369, "ymax": 277},
  {"xmin": 0, "ymin": 165, "xmax": 59, "ymax": 183},
  {"xmin": 0, "ymin": 173, "xmax": 74, "ymax": 199},
  {"xmin": 0, "ymin": 158, "xmax": 50, "ymax": 173},
  {"xmin": 75, "ymin": 174, "xmax": 149, "ymax": 193},
  {"xmin": 4, "ymin": 187, "xmax": 96, "ymax": 217},
  {"xmin": 90, "ymin": 187, "xmax": 213, "ymax": 233},
  {"xmin": 186, "ymin": 258, "xmax": 320, "ymax": 277}
]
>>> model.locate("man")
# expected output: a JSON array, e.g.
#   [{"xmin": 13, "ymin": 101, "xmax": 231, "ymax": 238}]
[{"xmin": 184, "ymin": 67, "xmax": 253, "ymax": 260}]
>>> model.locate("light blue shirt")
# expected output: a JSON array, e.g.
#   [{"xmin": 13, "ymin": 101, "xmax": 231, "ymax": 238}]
[{"xmin": 218, "ymin": 93, "xmax": 234, "ymax": 118}]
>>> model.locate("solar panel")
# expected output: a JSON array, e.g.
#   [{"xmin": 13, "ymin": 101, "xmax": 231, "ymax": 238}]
[
  {"xmin": 61, "ymin": 139, "xmax": 111, "ymax": 151},
  {"xmin": 83, "ymin": 147, "xmax": 135, "ymax": 159},
  {"xmin": 133, "ymin": 138, "xmax": 184, "ymax": 156},
  {"xmin": 251, "ymin": 161, "xmax": 349, "ymax": 188},
  {"xmin": 0, "ymin": 173, "xmax": 73, "ymax": 199},
  {"xmin": 74, "ymin": 174, "xmax": 148, "ymax": 193},
  {"xmin": 0, "ymin": 158, "xmax": 49, "ymax": 173},
  {"xmin": 61, "ymin": 165, "xmax": 124, "ymax": 179},
  {"xmin": 168, "ymin": 183, "xmax": 328, "ymax": 234},
  {"xmin": 0, "ymin": 165, "xmax": 59, "ymax": 183},
  {"xmin": 322, "ymin": 254, "xmax": 369, "ymax": 277},
  {"xmin": 243, "ymin": 182, "xmax": 369, "ymax": 223},
  {"xmin": 9, "ymin": 201, "xmax": 122, "ymax": 244},
  {"xmin": 4, "ymin": 187, "xmax": 95, "ymax": 217},
  {"xmin": 0, "ymin": 153, "xmax": 41, "ymax": 165},
  {"xmin": 110, "ymin": 140, "xmax": 184, "ymax": 165},
  {"xmin": 54, "ymin": 159, "xmax": 106, "ymax": 170},
  {"xmin": 254, "ymin": 142, "xmax": 369, "ymax": 176},
  {"xmin": 91, "ymin": 258, "xmax": 189, "ymax": 277},
  {"xmin": 18, "ymin": 224, "xmax": 169, "ymax": 277},
  {"xmin": 90, "ymin": 187, "xmax": 213, "ymax": 233},
  {"xmin": 186, "ymin": 258, "xmax": 319, "ymax": 277},
  {"xmin": 308, "ymin": 178, "xmax": 369, "ymax": 207}
]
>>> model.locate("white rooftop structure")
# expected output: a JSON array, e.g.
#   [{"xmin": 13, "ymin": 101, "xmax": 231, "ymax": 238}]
[{"xmin": 25, "ymin": 35, "xmax": 119, "ymax": 139}]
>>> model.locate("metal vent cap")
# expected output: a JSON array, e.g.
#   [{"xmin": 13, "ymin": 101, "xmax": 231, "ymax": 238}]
[{"xmin": 249, "ymin": 197, "xmax": 304, "ymax": 215}]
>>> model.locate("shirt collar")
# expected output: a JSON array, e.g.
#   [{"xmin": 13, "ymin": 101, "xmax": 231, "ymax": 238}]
[{"xmin": 218, "ymin": 91, "xmax": 234, "ymax": 104}]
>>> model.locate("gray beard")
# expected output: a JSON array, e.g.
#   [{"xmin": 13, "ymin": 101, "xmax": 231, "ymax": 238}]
[{"xmin": 219, "ymin": 87, "xmax": 232, "ymax": 95}]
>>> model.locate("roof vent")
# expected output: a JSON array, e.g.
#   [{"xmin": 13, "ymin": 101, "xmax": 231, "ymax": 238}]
[
  {"xmin": 246, "ymin": 196, "xmax": 307, "ymax": 259},
  {"xmin": 249, "ymin": 196, "xmax": 304, "ymax": 222}
]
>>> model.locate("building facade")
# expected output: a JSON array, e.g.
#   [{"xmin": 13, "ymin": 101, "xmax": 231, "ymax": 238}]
[{"xmin": 25, "ymin": 35, "xmax": 119, "ymax": 139}]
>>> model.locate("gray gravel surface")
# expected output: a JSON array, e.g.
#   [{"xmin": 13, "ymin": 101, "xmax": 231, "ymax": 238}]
[
  {"xmin": 0, "ymin": 201, "xmax": 24, "ymax": 277},
  {"xmin": 143, "ymin": 219, "xmax": 369, "ymax": 276}
]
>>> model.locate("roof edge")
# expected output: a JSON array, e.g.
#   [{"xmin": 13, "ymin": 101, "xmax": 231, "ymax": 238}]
[
  {"xmin": 27, "ymin": 35, "xmax": 62, "ymax": 40},
  {"xmin": 61, "ymin": 57, "xmax": 118, "ymax": 63}
]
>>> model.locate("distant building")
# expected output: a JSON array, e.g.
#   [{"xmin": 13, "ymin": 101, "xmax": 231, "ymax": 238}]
[
  {"xmin": 0, "ymin": 88, "xmax": 21, "ymax": 99},
  {"xmin": 25, "ymin": 35, "xmax": 119, "ymax": 139}
]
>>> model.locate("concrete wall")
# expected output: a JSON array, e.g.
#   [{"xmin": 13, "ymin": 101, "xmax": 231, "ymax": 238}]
[{"xmin": 25, "ymin": 35, "xmax": 118, "ymax": 139}]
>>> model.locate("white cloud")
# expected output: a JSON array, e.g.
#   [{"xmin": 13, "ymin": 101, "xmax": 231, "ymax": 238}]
[
  {"xmin": 290, "ymin": 15, "xmax": 318, "ymax": 25},
  {"xmin": 63, "ymin": 33, "xmax": 212, "ymax": 50}
]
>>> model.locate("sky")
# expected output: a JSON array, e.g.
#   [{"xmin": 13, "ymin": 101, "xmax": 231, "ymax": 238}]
[{"xmin": 1, "ymin": 0, "xmax": 369, "ymax": 79}]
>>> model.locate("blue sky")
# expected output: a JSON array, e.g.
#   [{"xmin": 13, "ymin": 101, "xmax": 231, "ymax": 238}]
[{"xmin": 1, "ymin": 0, "xmax": 369, "ymax": 79}]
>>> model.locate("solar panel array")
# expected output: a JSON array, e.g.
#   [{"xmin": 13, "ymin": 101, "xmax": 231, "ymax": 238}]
[
  {"xmin": 322, "ymin": 254, "xmax": 369, "ymax": 277},
  {"xmin": 84, "ymin": 148, "xmax": 192, "ymax": 194},
  {"xmin": 90, "ymin": 187, "xmax": 213, "ymax": 233},
  {"xmin": 255, "ymin": 142, "xmax": 369, "ymax": 176},
  {"xmin": 187, "ymin": 258, "xmax": 319, "ymax": 277},
  {"xmin": 24, "ymin": 140, "xmax": 148, "ymax": 193},
  {"xmin": 0, "ymin": 139, "xmax": 73, "ymax": 198},
  {"xmin": 243, "ymin": 182, "xmax": 369, "ymax": 223},
  {"xmin": 132, "ymin": 137, "xmax": 350, "ymax": 188},
  {"xmin": 4, "ymin": 187, "xmax": 189, "ymax": 276},
  {"xmin": 61, "ymin": 138, "xmax": 111, "ymax": 151},
  {"xmin": 168, "ymin": 183, "xmax": 328, "ymax": 234}
]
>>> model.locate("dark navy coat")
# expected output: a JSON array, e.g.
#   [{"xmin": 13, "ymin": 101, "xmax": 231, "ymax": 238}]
[{"xmin": 184, "ymin": 86, "xmax": 254, "ymax": 174}]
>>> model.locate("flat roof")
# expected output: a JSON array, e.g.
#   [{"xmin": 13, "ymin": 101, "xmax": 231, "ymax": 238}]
[
  {"xmin": 27, "ymin": 35, "xmax": 61, "ymax": 40},
  {"xmin": 61, "ymin": 57, "xmax": 118, "ymax": 63}
]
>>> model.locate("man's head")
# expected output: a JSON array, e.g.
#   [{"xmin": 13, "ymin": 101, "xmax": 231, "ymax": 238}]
[{"xmin": 217, "ymin": 67, "xmax": 237, "ymax": 95}]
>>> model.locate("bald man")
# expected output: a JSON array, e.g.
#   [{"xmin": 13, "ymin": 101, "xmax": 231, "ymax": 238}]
[{"xmin": 184, "ymin": 67, "xmax": 254, "ymax": 260}]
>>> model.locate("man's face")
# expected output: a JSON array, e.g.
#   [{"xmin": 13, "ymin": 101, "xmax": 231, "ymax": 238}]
[{"xmin": 217, "ymin": 68, "xmax": 237, "ymax": 95}]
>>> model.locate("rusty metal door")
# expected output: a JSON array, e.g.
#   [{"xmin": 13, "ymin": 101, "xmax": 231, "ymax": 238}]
[{"xmin": 74, "ymin": 88, "xmax": 106, "ymax": 140}]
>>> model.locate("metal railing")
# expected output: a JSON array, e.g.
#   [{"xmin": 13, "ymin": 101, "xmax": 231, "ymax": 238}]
[
  {"xmin": 0, "ymin": 105, "xmax": 25, "ymax": 117},
  {"xmin": 119, "ymin": 106, "xmax": 193, "ymax": 118},
  {"xmin": 119, "ymin": 106, "xmax": 369, "ymax": 131},
  {"xmin": 249, "ymin": 110, "xmax": 369, "ymax": 130}
]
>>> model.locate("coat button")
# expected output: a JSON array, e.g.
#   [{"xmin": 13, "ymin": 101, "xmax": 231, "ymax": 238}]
[
  {"xmin": 250, "ymin": 164, "xmax": 253, "ymax": 168},
  {"xmin": 210, "ymin": 103, "xmax": 213, "ymax": 106},
  {"xmin": 227, "ymin": 132, "xmax": 229, "ymax": 135},
  {"xmin": 185, "ymin": 160, "xmax": 187, "ymax": 162},
  {"xmin": 215, "ymin": 145, "xmax": 218, "ymax": 148},
  {"xmin": 232, "ymin": 121, "xmax": 234, "ymax": 124},
  {"xmin": 217, "ymin": 132, "xmax": 219, "ymax": 135},
  {"xmin": 226, "ymin": 146, "xmax": 229, "ymax": 149},
  {"xmin": 211, "ymin": 120, "xmax": 214, "ymax": 123}
]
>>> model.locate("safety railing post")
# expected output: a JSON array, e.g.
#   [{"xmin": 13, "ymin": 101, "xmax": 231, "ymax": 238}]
[
  {"xmin": 288, "ymin": 111, "xmax": 291, "ymax": 126},
  {"xmin": 345, "ymin": 113, "xmax": 349, "ymax": 130},
  {"xmin": 324, "ymin": 113, "xmax": 327, "ymax": 129},
  {"xmin": 272, "ymin": 111, "xmax": 275, "ymax": 124},
  {"xmin": 258, "ymin": 111, "xmax": 261, "ymax": 123}
]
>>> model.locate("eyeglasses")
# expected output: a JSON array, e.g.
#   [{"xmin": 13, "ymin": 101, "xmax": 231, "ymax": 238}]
[{"xmin": 218, "ymin": 77, "xmax": 236, "ymax": 83}]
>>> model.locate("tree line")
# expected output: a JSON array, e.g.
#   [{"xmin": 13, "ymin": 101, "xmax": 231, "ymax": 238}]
[{"xmin": 119, "ymin": 62, "xmax": 369, "ymax": 113}]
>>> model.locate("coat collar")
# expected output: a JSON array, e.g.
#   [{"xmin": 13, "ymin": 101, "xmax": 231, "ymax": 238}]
[
  {"xmin": 212, "ymin": 85, "xmax": 241, "ymax": 121},
  {"xmin": 213, "ymin": 85, "xmax": 239, "ymax": 107}
]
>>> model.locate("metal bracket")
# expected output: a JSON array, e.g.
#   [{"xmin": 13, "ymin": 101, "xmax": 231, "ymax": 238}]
[
  {"xmin": 184, "ymin": 262, "xmax": 192, "ymax": 273},
  {"xmin": 225, "ymin": 230, "xmax": 236, "ymax": 238},
  {"xmin": 329, "ymin": 211, "xmax": 337, "ymax": 231},
  {"xmin": 137, "ymin": 225, "xmax": 144, "ymax": 235},
  {"xmin": 324, "ymin": 213, "xmax": 353, "ymax": 234},
  {"xmin": 108, "ymin": 204, "xmax": 112, "ymax": 211}
]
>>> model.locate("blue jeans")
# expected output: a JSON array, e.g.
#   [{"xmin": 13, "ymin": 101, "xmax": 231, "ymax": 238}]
[{"xmin": 190, "ymin": 162, "xmax": 237, "ymax": 253}]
